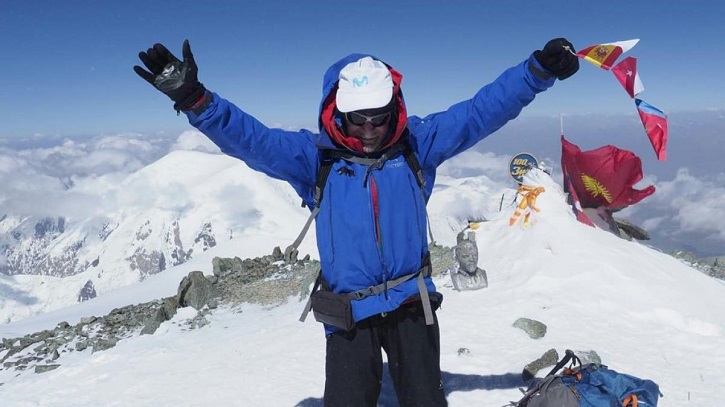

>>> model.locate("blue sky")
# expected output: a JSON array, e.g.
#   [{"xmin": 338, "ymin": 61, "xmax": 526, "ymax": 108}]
[{"xmin": 1, "ymin": 0, "xmax": 723, "ymax": 138}]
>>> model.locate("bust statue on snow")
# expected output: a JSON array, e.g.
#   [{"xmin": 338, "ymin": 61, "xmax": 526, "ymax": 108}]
[{"xmin": 450, "ymin": 233, "xmax": 488, "ymax": 291}]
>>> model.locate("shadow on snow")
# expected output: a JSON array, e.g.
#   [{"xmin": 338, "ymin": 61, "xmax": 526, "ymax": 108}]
[{"xmin": 294, "ymin": 364, "xmax": 525, "ymax": 406}]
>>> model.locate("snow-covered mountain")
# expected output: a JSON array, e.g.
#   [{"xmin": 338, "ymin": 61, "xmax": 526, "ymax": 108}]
[
  {"xmin": 1, "ymin": 169, "xmax": 723, "ymax": 406},
  {"xmin": 0, "ymin": 147, "xmax": 311, "ymax": 323}
]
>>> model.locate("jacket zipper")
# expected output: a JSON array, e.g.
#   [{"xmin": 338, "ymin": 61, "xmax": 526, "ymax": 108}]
[{"xmin": 369, "ymin": 173, "xmax": 388, "ymax": 299}]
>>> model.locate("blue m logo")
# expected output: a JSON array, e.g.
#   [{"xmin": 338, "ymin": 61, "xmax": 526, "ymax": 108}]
[{"xmin": 352, "ymin": 76, "xmax": 369, "ymax": 87}]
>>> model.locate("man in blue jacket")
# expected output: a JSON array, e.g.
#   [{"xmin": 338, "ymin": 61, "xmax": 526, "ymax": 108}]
[{"xmin": 134, "ymin": 38, "xmax": 578, "ymax": 406}]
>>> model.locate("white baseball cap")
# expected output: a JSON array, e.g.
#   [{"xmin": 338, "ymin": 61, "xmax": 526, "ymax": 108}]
[{"xmin": 336, "ymin": 56, "xmax": 393, "ymax": 113}]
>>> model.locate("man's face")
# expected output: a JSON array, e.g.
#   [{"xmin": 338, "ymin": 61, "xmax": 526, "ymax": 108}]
[
  {"xmin": 456, "ymin": 243, "xmax": 479, "ymax": 275},
  {"xmin": 343, "ymin": 108, "xmax": 392, "ymax": 153}
]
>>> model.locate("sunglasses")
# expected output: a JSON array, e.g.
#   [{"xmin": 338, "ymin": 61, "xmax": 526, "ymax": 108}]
[{"xmin": 345, "ymin": 111, "xmax": 392, "ymax": 127}]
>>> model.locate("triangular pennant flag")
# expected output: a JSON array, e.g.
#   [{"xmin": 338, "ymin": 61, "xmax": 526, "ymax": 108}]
[
  {"xmin": 635, "ymin": 99, "xmax": 669, "ymax": 161},
  {"xmin": 612, "ymin": 56, "xmax": 645, "ymax": 98},
  {"xmin": 576, "ymin": 39, "xmax": 639, "ymax": 70}
]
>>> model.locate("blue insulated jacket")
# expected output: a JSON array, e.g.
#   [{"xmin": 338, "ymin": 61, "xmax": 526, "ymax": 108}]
[{"xmin": 185, "ymin": 54, "xmax": 555, "ymax": 329}]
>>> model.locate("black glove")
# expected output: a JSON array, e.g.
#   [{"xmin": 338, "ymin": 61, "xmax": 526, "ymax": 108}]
[
  {"xmin": 534, "ymin": 38, "xmax": 579, "ymax": 80},
  {"xmin": 134, "ymin": 40, "xmax": 206, "ymax": 112}
]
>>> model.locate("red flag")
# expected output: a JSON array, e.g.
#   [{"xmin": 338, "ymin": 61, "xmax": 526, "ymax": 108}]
[
  {"xmin": 563, "ymin": 167, "xmax": 595, "ymax": 227},
  {"xmin": 561, "ymin": 136, "xmax": 655, "ymax": 210},
  {"xmin": 635, "ymin": 99, "xmax": 669, "ymax": 161},
  {"xmin": 612, "ymin": 57, "xmax": 644, "ymax": 98}
]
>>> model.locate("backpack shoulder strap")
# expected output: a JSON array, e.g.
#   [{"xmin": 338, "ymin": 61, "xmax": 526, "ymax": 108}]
[
  {"xmin": 400, "ymin": 139, "xmax": 426, "ymax": 190},
  {"xmin": 313, "ymin": 156, "xmax": 336, "ymax": 208},
  {"xmin": 285, "ymin": 151, "xmax": 335, "ymax": 262},
  {"xmin": 398, "ymin": 139, "xmax": 437, "ymax": 245}
]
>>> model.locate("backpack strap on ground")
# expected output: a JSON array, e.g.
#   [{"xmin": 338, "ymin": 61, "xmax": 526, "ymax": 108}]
[{"xmin": 544, "ymin": 349, "xmax": 581, "ymax": 377}]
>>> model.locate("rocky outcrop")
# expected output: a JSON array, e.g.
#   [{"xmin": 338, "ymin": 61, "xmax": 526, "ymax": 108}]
[
  {"xmin": 0, "ymin": 242, "xmax": 455, "ymax": 381},
  {"xmin": 522, "ymin": 348, "xmax": 559, "ymax": 380},
  {"xmin": 672, "ymin": 250, "xmax": 725, "ymax": 281},
  {"xmin": 193, "ymin": 222, "xmax": 217, "ymax": 253},
  {"xmin": 168, "ymin": 220, "xmax": 191, "ymax": 267},
  {"xmin": 521, "ymin": 348, "xmax": 601, "ymax": 381},
  {"xmin": 429, "ymin": 243, "xmax": 455, "ymax": 278},
  {"xmin": 613, "ymin": 218, "xmax": 650, "ymax": 241},
  {"xmin": 0, "ymin": 245, "xmax": 320, "ymax": 380},
  {"xmin": 1, "ymin": 214, "xmax": 219, "ymax": 284},
  {"xmin": 128, "ymin": 248, "xmax": 166, "ymax": 281},
  {"xmin": 34, "ymin": 217, "xmax": 65, "ymax": 239},
  {"xmin": 513, "ymin": 317, "xmax": 547, "ymax": 339},
  {"xmin": 177, "ymin": 271, "xmax": 217, "ymax": 310},
  {"xmin": 77, "ymin": 280, "xmax": 97, "ymax": 303},
  {"xmin": 0, "ymin": 297, "xmax": 179, "ymax": 376},
  {"xmin": 1, "ymin": 216, "xmax": 88, "ymax": 277}
]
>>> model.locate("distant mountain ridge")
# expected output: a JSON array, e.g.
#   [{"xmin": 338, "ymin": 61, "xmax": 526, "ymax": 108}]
[
  {"xmin": 0, "ymin": 214, "xmax": 211, "ymax": 279},
  {"xmin": 0, "ymin": 149, "xmax": 310, "ymax": 323}
]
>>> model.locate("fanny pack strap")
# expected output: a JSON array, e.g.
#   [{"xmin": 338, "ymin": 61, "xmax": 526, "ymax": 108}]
[
  {"xmin": 298, "ymin": 272, "xmax": 322, "ymax": 323},
  {"xmin": 299, "ymin": 261, "xmax": 434, "ymax": 326},
  {"xmin": 417, "ymin": 271, "xmax": 434, "ymax": 325}
]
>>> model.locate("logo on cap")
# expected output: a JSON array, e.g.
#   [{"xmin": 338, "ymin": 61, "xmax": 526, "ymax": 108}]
[{"xmin": 352, "ymin": 76, "xmax": 369, "ymax": 87}]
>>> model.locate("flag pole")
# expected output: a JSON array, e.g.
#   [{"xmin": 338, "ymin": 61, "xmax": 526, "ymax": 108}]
[{"xmin": 560, "ymin": 113, "xmax": 565, "ymax": 136}]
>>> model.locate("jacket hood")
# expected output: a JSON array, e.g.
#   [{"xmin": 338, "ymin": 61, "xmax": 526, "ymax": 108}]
[{"xmin": 319, "ymin": 53, "xmax": 408, "ymax": 153}]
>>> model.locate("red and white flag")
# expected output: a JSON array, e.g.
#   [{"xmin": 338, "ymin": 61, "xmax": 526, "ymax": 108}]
[
  {"xmin": 635, "ymin": 99, "xmax": 669, "ymax": 161},
  {"xmin": 612, "ymin": 56, "xmax": 644, "ymax": 98}
]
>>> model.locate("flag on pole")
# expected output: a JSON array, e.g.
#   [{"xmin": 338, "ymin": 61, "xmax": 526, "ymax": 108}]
[
  {"xmin": 563, "ymin": 168, "xmax": 595, "ymax": 227},
  {"xmin": 635, "ymin": 99, "xmax": 669, "ymax": 161},
  {"xmin": 561, "ymin": 136, "xmax": 655, "ymax": 211},
  {"xmin": 612, "ymin": 56, "xmax": 644, "ymax": 98},
  {"xmin": 576, "ymin": 39, "xmax": 639, "ymax": 70}
]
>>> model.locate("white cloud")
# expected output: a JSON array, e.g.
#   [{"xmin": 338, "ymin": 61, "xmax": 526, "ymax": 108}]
[
  {"xmin": 0, "ymin": 134, "xmax": 172, "ymax": 218},
  {"xmin": 639, "ymin": 215, "xmax": 665, "ymax": 232},
  {"xmin": 0, "ymin": 154, "xmax": 27, "ymax": 173},
  {"xmin": 438, "ymin": 150, "xmax": 512, "ymax": 184},
  {"xmin": 648, "ymin": 169, "xmax": 725, "ymax": 240}
]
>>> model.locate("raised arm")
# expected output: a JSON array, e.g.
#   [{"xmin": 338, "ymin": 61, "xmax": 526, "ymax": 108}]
[
  {"xmin": 134, "ymin": 40, "xmax": 319, "ymax": 201},
  {"xmin": 409, "ymin": 38, "xmax": 579, "ymax": 168}
]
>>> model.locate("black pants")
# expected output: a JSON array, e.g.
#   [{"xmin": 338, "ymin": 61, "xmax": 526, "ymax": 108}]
[{"xmin": 323, "ymin": 301, "xmax": 447, "ymax": 407}]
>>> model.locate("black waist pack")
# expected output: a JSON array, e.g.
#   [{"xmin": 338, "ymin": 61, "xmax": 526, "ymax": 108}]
[
  {"xmin": 301, "ymin": 264, "xmax": 430, "ymax": 331},
  {"xmin": 310, "ymin": 290, "xmax": 355, "ymax": 331}
]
